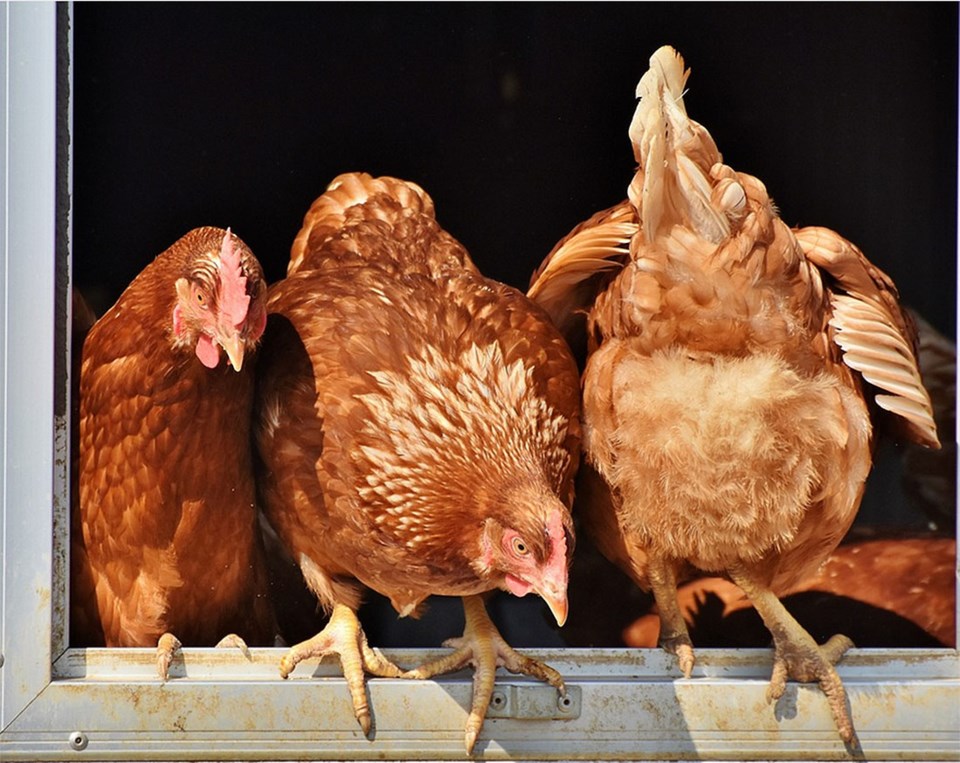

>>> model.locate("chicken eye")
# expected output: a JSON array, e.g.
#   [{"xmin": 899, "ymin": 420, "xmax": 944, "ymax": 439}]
[
  {"xmin": 511, "ymin": 537, "xmax": 529, "ymax": 557},
  {"xmin": 195, "ymin": 290, "xmax": 208, "ymax": 309}
]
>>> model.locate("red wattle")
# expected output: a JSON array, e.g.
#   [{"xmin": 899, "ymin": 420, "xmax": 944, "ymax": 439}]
[
  {"xmin": 505, "ymin": 574, "xmax": 531, "ymax": 597},
  {"xmin": 195, "ymin": 334, "xmax": 220, "ymax": 368}
]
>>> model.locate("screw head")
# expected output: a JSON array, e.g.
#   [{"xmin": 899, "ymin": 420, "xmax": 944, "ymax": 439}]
[
  {"xmin": 557, "ymin": 693, "xmax": 573, "ymax": 713},
  {"xmin": 68, "ymin": 731, "xmax": 88, "ymax": 751},
  {"xmin": 490, "ymin": 690, "xmax": 506, "ymax": 708}
]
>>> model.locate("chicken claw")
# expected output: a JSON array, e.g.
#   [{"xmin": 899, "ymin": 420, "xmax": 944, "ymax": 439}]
[
  {"xmin": 765, "ymin": 631, "xmax": 856, "ymax": 745},
  {"xmin": 404, "ymin": 594, "xmax": 566, "ymax": 754},
  {"xmin": 215, "ymin": 632, "xmax": 254, "ymax": 659},
  {"xmin": 156, "ymin": 632, "xmax": 182, "ymax": 680},
  {"xmin": 155, "ymin": 631, "xmax": 255, "ymax": 680},
  {"xmin": 659, "ymin": 631, "xmax": 695, "ymax": 679},
  {"xmin": 730, "ymin": 565, "xmax": 857, "ymax": 743},
  {"xmin": 279, "ymin": 603, "xmax": 404, "ymax": 737}
]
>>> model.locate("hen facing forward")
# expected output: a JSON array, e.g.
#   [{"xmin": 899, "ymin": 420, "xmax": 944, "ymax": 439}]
[
  {"xmin": 73, "ymin": 227, "xmax": 275, "ymax": 675},
  {"xmin": 528, "ymin": 47, "xmax": 939, "ymax": 742},
  {"xmin": 254, "ymin": 173, "xmax": 580, "ymax": 752}
]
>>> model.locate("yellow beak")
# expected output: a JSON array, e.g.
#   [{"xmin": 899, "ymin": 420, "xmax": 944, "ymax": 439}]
[
  {"xmin": 219, "ymin": 332, "xmax": 245, "ymax": 372},
  {"xmin": 539, "ymin": 583, "xmax": 569, "ymax": 627}
]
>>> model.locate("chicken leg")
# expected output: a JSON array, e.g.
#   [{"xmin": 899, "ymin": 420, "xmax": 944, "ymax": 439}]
[
  {"xmin": 648, "ymin": 555, "xmax": 695, "ymax": 678},
  {"xmin": 729, "ymin": 564, "xmax": 856, "ymax": 743},
  {"xmin": 278, "ymin": 602, "xmax": 405, "ymax": 736},
  {"xmin": 404, "ymin": 594, "xmax": 566, "ymax": 754}
]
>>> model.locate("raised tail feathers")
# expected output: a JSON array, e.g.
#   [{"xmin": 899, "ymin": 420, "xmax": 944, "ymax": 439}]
[{"xmin": 627, "ymin": 46, "xmax": 745, "ymax": 246}]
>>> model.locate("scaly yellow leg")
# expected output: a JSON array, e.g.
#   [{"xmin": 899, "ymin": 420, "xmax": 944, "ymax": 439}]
[
  {"xmin": 648, "ymin": 556, "xmax": 695, "ymax": 677},
  {"xmin": 278, "ymin": 602, "xmax": 404, "ymax": 737},
  {"xmin": 729, "ymin": 564, "xmax": 856, "ymax": 743}
]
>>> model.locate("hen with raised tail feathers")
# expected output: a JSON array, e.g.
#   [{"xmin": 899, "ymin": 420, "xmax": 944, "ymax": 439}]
[{"xmin": 528, "ymin": 46, "xmax": 939, "ymax": 744}]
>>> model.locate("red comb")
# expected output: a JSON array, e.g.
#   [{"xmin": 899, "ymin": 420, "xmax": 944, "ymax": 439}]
[{"xmin": 219, "ymin": 228, "xmax": 251, "ymax": 328}]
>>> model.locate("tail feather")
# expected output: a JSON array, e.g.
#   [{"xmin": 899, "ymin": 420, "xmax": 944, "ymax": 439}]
[
  {"xmin": 627, "ymin": 46, "xmax": 938, "ymax": 450},
  {"xmin": 627, "ymin": 46, "xmax": 739, "ymax": 246}
]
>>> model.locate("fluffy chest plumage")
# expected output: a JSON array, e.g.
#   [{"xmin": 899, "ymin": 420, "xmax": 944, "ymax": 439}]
[{"xmin": 583, "ymin": 342, "xmax": 872, "ymax": 574}]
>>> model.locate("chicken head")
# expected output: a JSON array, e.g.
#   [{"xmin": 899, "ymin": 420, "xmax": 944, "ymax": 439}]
[{"xmin": 171, "ymin": 228, "xmax": 267, "ymax": 371}]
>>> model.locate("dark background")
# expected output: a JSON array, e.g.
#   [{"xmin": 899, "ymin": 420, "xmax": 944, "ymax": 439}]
[
  {"xmin": 71, "ymin": 3, "xmax": 958, "ymax": 647},
  {"xmin": 72, "ymin": 2, "xmax": 957, "ymax": 340}
]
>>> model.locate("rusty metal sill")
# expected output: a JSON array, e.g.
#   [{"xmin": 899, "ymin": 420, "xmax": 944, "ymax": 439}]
[
  {"xmin": 2, "ymin": 647, "xmax": 956, "ymax": 762},
  {"xmin": 49, "ymin": 646, "xmax": 960, "ymax": 682}
]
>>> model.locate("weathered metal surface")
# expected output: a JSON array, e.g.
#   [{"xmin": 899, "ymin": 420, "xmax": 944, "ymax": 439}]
[
  {"xmin": 483, "ymin": 684, "xmax": 580, "ymax": 720},
  {"xmin": 49, "ymin": 645, "xmax": 960, "ymax": 681},
  {"xmin": 0, "ymin": 0, "xmax": 59, "ymax": 736},
  {"xmin": 1, "ymin": 647, "xmax": 957, "ymax": 761}
]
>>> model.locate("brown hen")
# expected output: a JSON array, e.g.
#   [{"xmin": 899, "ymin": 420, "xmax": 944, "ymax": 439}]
[
  {"xmin": 73, "ymin": 227, "xmax": 275, "ymax": 676},
  {"xmin": 528, "ymin": 46, "xmax": 940, "ymax": 743},
  {"xmin": 254, "ymin": 172, "xmax": 581, "ymax": 752}
]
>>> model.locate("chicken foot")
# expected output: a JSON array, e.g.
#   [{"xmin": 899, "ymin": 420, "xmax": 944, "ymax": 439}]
[
  {"xmin": 278, "ymin": 602, "xmax": 404, "ymax": 736},
  {"xmin": 156, "ymin": 633, "xmax": 182, "ymax": 680},
  {"xmin": 155, "ymin": 631, "xmax": 256, "ymax": 680},
  {"xmin": 729, "ymin": 564, "xmax": 856, "ymax": 743},
  {"xmin": 404, "ymin": 594, "xmax": 566, "ymax": 754},
  {"xmin": 648, "ymin": 556, "xmax": 695, "ymax": 677}
]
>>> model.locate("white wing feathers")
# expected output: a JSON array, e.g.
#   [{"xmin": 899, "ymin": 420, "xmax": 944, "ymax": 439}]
[
  {"xmin": 527, "ymin": 210, "xmax": 638, "ymax": 332},
  {"xmin": 795, "ymin": 226, "xmax": 940, "ymax": 448}
]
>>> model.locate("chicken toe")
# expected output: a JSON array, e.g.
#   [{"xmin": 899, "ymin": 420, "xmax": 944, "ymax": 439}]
[
  {"xmin": 659, "ymin": 630, "xmax": 695, "ymax": 679},
  {"xmin": 730, "ymin": 565, "xmax": 856, "ymax": 743},
  {"xmin": 156, "ymin": 632, "xmax": 182, "ymax": 680},
  {"xmin": 404, "ymin": 594, "xmax": 565, "ymax": 754},
  {"xmin": 215, "ymin": 632, "xmax": 253, "ymax": 659},
  {"xmin": 278, "ymin": 602, "xmax": 403, "ymax": 737},
  {"xmin": 766, "ymin": 631, "xmax": 856, "ymax": 742}
]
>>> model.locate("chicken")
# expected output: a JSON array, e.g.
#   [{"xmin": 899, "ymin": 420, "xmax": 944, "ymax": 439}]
[
  {"xmin": 527, "ymin": 46, "xmax": 940, "ymax": 743},
  {"xmin": 254, "ymin": 172, "xmax": 580, "ymax": 753},
  {"xmin": 73, "ymin": 226, "xmax": 275, "ymax": 677}
]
